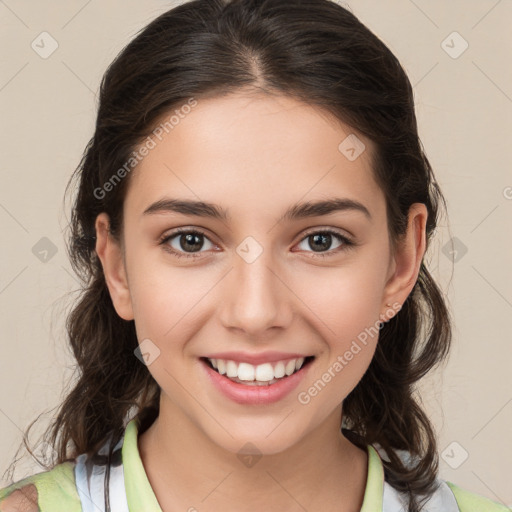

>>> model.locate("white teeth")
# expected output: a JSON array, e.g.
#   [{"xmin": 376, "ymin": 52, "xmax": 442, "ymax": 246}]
[
  {"xmin": 285, "ymin": 360, "xmax": 296, "ymax": 376},
  {"xmin": 274, "ymin": 361, "xmax": 285, "ymax": 378},
  {"xmin": 217, "ymin": 359, "xmax": 226, "ymax": 375},
  {"xmin": 237, "ymin": 362, "xmax": 255, "ymax": 381},
  {"xmin": 254, "ymin": 363, "xmax": 274, "ymax": 381},
  {"xmin": 206, "ymin": 357, "xmax": 309, "ymax": 382},
  {"xmin": 226, "ymin": 360, "xmax": 238, "ymax": 378}
]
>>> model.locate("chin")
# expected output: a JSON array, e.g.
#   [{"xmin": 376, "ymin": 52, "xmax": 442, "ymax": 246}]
[{"xmin": 204, "ymin": 422, "xmax": 306, "ymax": 458}]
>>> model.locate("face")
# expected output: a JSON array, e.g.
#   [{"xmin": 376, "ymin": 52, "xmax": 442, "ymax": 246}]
[{"xmin": 95, "ymin": 91, "xmax": 426, "ymax": 456}]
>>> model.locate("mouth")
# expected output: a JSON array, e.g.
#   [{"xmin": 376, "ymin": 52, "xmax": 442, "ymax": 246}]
[{"xmin": 200, "ymin": 355, "xmax": 315, "ymax": 386}]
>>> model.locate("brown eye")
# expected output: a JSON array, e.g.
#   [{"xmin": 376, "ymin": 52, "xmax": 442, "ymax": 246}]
[
  {"xmin": 160, "ymin": 229, "xmax": 215, "ymax": 259},
  {"xmin": 295, "ymin": 230, "xmax": 354, "ymax": 257}
]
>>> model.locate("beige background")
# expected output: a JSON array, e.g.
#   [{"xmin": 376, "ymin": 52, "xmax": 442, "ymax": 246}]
[{"xmin": 0, "ymin": 0, "xmax": 511, "ymax": 506}]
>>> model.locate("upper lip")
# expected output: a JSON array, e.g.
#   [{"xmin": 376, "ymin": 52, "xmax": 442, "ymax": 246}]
[{"xmin": 201, "ymin": 351, "xmax": 313, "ymax": 365}]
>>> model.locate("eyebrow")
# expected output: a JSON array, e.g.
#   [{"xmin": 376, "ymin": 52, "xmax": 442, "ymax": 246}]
[{"xmin": 142, "ymin": 197, "xmax": 371, "ymax": 222}]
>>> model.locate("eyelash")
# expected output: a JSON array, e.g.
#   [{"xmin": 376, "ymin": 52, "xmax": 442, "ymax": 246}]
[{"xmin": 158, "ymin": 227, "xmax": 355, "ymax": 260}]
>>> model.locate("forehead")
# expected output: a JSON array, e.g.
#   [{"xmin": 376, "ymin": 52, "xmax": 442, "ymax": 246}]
[{"xmin": 124, "ymin": 92, "xmax": 385, "ymax": 223}]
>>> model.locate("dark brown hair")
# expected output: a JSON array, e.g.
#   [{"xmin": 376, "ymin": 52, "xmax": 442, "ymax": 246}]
[{"xmin": 5, "ymin": 1, "xmax": 452, "ymax": 510}]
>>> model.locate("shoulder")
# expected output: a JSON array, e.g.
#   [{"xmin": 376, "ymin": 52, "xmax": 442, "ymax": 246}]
[
  {"xmin": 445, "ymin": 480, "xmax": 510, "ymax": 512},
  {"xmin": 375, "ymin": 444, "xmax": 509, "ymax": 512},
  {"xmin": 0, "ymin": 461, "xmax": 81, "ymax": 512}
]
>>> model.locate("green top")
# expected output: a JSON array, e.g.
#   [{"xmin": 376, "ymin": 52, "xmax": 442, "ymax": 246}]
[{"xmin": 0, "ymin": 418, "xmax": 508, "ymax": 511}]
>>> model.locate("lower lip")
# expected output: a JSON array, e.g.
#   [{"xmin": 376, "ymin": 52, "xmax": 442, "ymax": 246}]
[{"xmin": 200, "ymin": 358, "xmax": 313, "ymax": 405}]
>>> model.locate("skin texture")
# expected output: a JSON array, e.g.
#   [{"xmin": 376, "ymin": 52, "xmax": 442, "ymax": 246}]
[{"xmin": 95, "ymin": 91, "xmax": 427, "ymax": 511}]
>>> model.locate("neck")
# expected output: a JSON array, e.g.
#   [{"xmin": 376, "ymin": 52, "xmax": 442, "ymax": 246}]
[{"xmin": 138, "ymin": 395, "xmax": 368, "ymax": 512}]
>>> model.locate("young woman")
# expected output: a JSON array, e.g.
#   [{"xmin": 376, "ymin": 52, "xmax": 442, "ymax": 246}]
[{"xmin": 0, "ymin": 1, "xmax": 507, "ymax": 511}]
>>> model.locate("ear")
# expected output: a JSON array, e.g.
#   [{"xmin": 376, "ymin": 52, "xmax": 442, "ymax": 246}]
[
  {"xmin": 381, "ymin": 203, "xmax": 428, "ymax": 315},
  {"xmin": 94, "ymin": 212, "xmax": 134, "ymax": 321}
]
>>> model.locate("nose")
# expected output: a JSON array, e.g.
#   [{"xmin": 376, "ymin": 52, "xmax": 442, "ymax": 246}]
[{"xmin": 219, "ymin": 247, "xmax": 293, "ymax": 339}]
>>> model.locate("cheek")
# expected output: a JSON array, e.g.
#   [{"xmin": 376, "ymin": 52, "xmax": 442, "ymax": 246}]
[
  {"xmin": 127, "ymin": 233, "xmax": 389, "ymax": 345},
  {"xmin": 294, "ymin": 267, "xmax": 383, "ymax": 407},
  {"xmin": 291, "ymin": 258, "xmax": 388, "ymax": 336},
  {"xmin": 288, "ymin": 255, "xmax": 387, "ymax": 392},
  {"xmin": 127, "ymin": 252, "xmax": 217, "ymax": 341}
]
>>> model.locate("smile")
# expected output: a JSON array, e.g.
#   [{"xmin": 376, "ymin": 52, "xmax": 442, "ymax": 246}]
[
  {"xmin": 200, "ymin": 356, "xmax": 315, "ymax": 404},
  {"xmin": 203, "ymin": 356, "xmax": 314, "ymax": 384}
]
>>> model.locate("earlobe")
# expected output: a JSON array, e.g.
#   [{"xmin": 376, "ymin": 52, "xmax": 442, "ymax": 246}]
[
  {"xmin": 94, "ymin": 213, "xmax": 134, "ymax": 321},
  {"xmin": 382, "ymin": 203, "xmax": 428, "ymax": 312}
]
